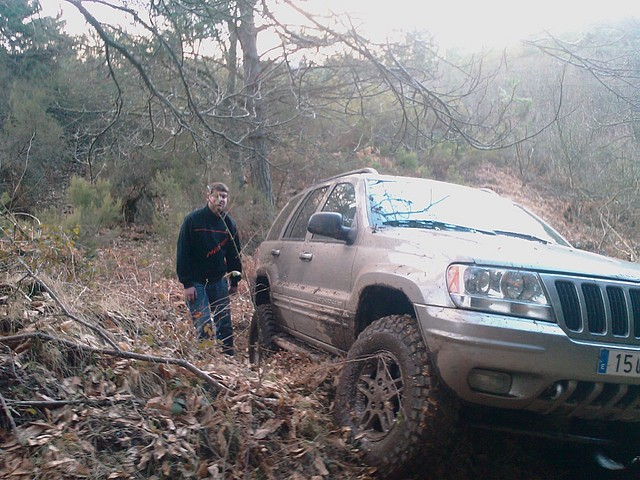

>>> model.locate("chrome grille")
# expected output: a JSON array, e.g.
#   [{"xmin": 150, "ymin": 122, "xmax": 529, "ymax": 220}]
[
  {"xmin": 583, "ymin": 283, "xmax": 606, "ymax": 334},
  {"xmin": 632, "ymin": 289, "xmax": 640, "ymax": 337},
  {"xmin": 608, "ymin": 286, "xmax": 628, "ymax": 336},
  {"xmin": 543, "ymin": 275, "xmax": 640, "ymax": 345}
]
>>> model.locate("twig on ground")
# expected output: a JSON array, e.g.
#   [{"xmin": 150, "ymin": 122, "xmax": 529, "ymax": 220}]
[
  {"xmin": 0, "ymin": 331, "xmax": 232, "ymax": 394},
  {"xmin": 599, "ymin": 214, "xmax": 636, "ymax": 261},
  {"xmin": 4, "ymin": 397, "xmax": 139, "ymax": 408},
  {"xmin": 0, "ymin": 390, "xmax": 23, "ymax": 444},
  {"xmin": 17, "ymin": 258, "xmax": 120, "ymax": 350}
]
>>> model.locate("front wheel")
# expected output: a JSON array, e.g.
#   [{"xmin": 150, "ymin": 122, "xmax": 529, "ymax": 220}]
[{"xmin": 335, "ymin": 314, "xmax": 458, "ymax": 478}]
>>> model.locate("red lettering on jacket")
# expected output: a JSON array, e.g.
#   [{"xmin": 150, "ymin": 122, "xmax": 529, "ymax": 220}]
[{"xmin": 206, "ymin": 237, "xmax": 229, "ymax": 258}]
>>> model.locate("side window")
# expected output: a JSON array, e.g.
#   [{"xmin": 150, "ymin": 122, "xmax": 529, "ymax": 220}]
[
  {"xmin": 284, "ymin": 186, "xmax": 328, "ymax": 240},
  {"xmin": 266, "ymin": 194, "xmax": 303, "ymax": 241},
  {"xmin": 322, "ymin": 182, "xmax": 356, "ymax": 227}
]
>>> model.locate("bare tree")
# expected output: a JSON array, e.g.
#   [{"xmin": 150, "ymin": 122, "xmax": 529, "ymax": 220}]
[
  {"xmin": 59, "ymin": 0, "xmax": 561, "ymax": 209},
  {"xmin": 524, "ymin": 22, "xmax": 640, "ymax": 259}
]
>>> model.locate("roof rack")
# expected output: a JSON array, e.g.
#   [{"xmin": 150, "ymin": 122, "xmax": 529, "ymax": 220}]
[{"xmin": 320, "ymin": 167, "xmax": 379, "ymax": 183}]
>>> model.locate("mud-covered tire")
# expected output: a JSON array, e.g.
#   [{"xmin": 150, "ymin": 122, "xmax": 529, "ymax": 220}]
[
  {"xmin": 248, "ymin": 304, "xmax": 278, "ymax": 364},
  {"xmin": 335, "ymin": 314, "xmax": 458, "ymax": 478}
]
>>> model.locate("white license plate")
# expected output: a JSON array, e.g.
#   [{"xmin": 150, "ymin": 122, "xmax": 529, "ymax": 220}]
[{"xmin": 598, "ymin": 348, "xmax": 640, "ymax": 376}]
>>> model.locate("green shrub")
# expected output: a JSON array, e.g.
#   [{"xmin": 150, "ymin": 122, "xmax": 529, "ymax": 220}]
[
  {"xmin": 38, "ymin": 176, "xmax": 121, "ymax": 249},
  {"xmin": 396, "ymin": 148, "xmax": 418, "ymax": 172},
  {"xmin": 66, "ymin": 176, "xmax": 122, "ymax": 229},
  {"xmin": 149, "ymin": 173, "xmax": 194, "ymax": 278},
  {"xmin": 150, "ymin": 172, "xmax": 192, "ymax": 240}
]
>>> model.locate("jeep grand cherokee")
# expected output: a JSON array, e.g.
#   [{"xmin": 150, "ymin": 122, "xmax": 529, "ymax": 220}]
[{"xmin": 249, "ymin": 168, "xmax": 640, "ymax": 477}]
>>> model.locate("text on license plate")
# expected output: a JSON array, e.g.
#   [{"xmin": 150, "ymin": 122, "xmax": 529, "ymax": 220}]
[{"xmin": 598, "ymin": 348, "xmax": 640, "ymax": 376}]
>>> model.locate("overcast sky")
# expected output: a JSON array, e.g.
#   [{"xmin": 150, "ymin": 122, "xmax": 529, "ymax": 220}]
[
  {"xmin": 306, "ymin": 0, "xmax": 640, "ymax": 49},
  {"xmin": 44, "ymin": 0, "xmax": 640, "ymax": 51}
]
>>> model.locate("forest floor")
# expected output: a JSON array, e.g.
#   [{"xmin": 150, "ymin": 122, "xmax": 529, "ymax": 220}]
[{"xmin": 1, "ymin": 165, "xmax": 639, "ymax": 479}]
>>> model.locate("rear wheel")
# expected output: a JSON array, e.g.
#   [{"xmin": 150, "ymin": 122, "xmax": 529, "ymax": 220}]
[
  {"xmin": 248, "ymin": 304, "xmax": 278, "ymax": 364},
  {"xmin": 335, "ymin": 314, "xmax": 458, "ymax": 478}
]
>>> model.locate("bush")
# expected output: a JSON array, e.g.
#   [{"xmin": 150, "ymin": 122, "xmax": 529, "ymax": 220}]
[
  {"xmin": 67, "ymin": 176, "xmax": 121, "ymax": 227},
  {"xmin": 396, "ymin": 148, "xmax": 418, "ymax": 171},
  {"xmin": 149, "ymin": 173, "xmax": 193, "ymax": 277},
  {"xmin": 38, "ymin": 176, "xmax": 122, "ymax": 249}
]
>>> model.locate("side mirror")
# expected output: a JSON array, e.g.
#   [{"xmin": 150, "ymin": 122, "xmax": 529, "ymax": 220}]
[{"xmin": 307, "ymin": 212, "xmax": 356, "ymax": 245}]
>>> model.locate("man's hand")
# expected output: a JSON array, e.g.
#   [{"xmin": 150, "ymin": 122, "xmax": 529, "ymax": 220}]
[
  {"xmin": 229, "ymin": 285, "xmax": 238, "ymax": 295},
  {"xmin": 184, "ymin": 286, "xmax": 196, "ymax": 303}
]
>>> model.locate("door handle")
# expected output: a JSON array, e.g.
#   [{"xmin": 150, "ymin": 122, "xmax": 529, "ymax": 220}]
[
  {"xmin": 299, "ymin": 252, "xmax": 313, "ymax": 261},
  {"xmin": 270, "ymin": 249, "xmax": 280, "ymax": 257}
]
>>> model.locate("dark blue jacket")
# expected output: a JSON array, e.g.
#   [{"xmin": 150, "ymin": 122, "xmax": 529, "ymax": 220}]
[{"xmin": 176, "ymin": 206, "xmax": 242, "ymax": 289}]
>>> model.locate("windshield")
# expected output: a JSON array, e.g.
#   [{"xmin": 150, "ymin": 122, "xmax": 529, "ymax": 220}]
[{"xmin": 366, "ymin": 178, "xmax": 570, "ymax": 246}]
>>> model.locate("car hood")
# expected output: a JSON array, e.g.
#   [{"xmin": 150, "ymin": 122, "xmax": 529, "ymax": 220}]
[{"xmin": 377, "ymin": 228, "xmax": 640, "ymax": 282}]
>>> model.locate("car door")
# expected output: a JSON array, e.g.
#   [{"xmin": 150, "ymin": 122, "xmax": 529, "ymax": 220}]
[
  {"xmin": 257, "ymin": 191, "xmax": 306, "ymax": 334},
  {"xmin": 267, "ymin": 185, "xmax": 330, "ymax": 336},
  {"xmin": 281, "ymin": 182, "xmax": 359, "ymax": 351}
]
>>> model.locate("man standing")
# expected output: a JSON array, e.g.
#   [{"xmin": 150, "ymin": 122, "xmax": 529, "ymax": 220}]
[{"xmin": 176, "ymin": 182, "xmax": 242, "ymax": 356}]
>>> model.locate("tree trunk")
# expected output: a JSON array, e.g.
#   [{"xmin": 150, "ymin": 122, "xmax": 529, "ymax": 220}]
[
  {"xmin": 237, "ymin": 0, "xmax": 274, "ymax": 207},
  {"xmin": 225, "ymin": 13, "xmax": 245, "ymax": 188}
]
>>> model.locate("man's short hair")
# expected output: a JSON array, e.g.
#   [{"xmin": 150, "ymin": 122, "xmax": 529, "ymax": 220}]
[{"xmin": 208, "ymin": 182, "xmax": 229, "ymax": 194}]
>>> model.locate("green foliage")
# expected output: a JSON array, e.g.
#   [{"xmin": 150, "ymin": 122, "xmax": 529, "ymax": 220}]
[
  {"xmin": 33, "ymin": 223, "xmax": 97, "ymax": 279},
  {"xmin": 0, "ymin": 0, "xmax": 40, "ymax": 56},
  {"xmin": 420, "ymin": 142, "xmax": 465, "ymax": 181},
  {"xmin": 149, "ymin": 172, "xmax": 193, "ymax": 278},
  {"xmin": 0, "ymin": 0, "xmax": 70, "ymax": 211},
  {"xmin": 0, "ymin": 210, "xmax": 95, "ymax": 282},
  {"xmin": 151, "ymin": 172, "xmax": 192, "ymax": 240},
  {"xmin": 0, "ymin": 81, "xmax": 66, "ymax": 209},
  {"xmin": 67, "ymin": 176, "xmax": 122, "ymax": 228},
  {"xmin": 38, "ymin": 176, "xmax": 122, "ymax": 250},
  {"xmin": 395, "ymin": 149, "xmax": 418, "ymax": 171},
  {"xmin": 3, "ymin": 83, "xmax": 64, "ymax": 151},
  {"xmin": 109, "ymin": 148, "xmax": 159, "ymax": 225}
]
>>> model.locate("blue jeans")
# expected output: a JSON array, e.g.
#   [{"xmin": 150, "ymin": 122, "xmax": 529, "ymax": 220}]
[{"xmin": 187, "ymin": 279, "xmax": 234, "ymax": 355}]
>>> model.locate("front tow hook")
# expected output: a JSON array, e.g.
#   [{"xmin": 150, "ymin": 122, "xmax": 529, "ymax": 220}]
[{"xmin": 594, "ymin": 450, "xmax": 640, "ymax": 471}]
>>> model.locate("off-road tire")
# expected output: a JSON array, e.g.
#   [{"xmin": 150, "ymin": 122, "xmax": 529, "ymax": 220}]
[
  {"xmin": 335, "ymin": 314, "xmax": 458, "ymax": 478},
  {"xmin": 248, "ymin": 304, "xmax": 278, "ymax": 364}
]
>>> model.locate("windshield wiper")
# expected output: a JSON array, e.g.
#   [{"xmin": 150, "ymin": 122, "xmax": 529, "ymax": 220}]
[
  {"xmin": 381, "ymin": 219, "xmax": 490, "ymax": 234},
  {"xmin": 493, "ymin": 230, "xmax": 549, "ymax": 244},
  {"xmin": 381, "ymin": 221, "xmax": 550, "ymax": 244}
]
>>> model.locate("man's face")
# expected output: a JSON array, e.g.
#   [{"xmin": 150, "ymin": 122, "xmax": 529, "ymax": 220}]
[{"xmin": 207, "ymin": 190, "xmax": 228, "ymax": 213}]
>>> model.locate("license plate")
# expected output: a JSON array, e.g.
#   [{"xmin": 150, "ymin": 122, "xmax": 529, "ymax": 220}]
[{"xmin": 598, "ymin": 348, "xmax": 640, "ymax": 376}]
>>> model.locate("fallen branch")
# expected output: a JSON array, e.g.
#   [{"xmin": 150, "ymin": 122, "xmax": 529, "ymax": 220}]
[
  {"xmin": 0, "ymin": 390, "xmax": 25, "ymax": 445},
  {"xmin": 0, "ymin": 281, "xmax": 31, "ymax": 302},
  {"xmin": 0, "ymin": 331, "xmax": 232, "ymax": 394},
  {"xmin": 17, "ymin": 258, "xmax": 120, "ymax": 351},
  {"xmin": 0, "ymin": 195, "xmax": 37, "ymax": 243},
  {"xmin": 599, "ymin": 214, "xmax": 636, "ymax": 262},
  {"xmin": 4, "ymin": 396, "xmax": 139, "ymax": 408}
]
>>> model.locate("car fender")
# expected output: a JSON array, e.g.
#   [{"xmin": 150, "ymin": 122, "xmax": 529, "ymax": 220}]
[{"xmin": 348, "ymin": 263, "xmax": 453, "ymax": 312}]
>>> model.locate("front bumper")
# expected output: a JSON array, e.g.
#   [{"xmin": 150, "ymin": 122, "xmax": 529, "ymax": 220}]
[{"xmin": 415, "ymin": 304, "xmax": 640, "ymax": 422}]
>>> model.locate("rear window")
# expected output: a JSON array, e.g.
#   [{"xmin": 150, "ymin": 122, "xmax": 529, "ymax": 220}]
[
  {"xmin": 284, "ymin": 187, "xmax": 328, "ymax": 240},
  {"xmin": 265, "ymin": 194, "xmax": 303, "ymax": 241}
]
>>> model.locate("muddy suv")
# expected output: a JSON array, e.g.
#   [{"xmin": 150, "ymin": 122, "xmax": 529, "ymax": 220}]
[{"xmin": 250, "ymin": 168, "xmax": 640, "ymax": 477}]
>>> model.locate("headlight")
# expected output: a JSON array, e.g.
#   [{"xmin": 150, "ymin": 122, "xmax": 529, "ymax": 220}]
[{"xmin": 447, "ymin": 264, "xmax": 554, "ymax": 322}]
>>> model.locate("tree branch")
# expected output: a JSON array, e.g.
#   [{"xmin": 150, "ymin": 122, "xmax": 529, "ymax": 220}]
[
  {"xmin": 0, "ymin": 331, "xmax": 232, "ymax": 394},
  {"xmin": 4, "ymin": 397, "xmax": 138, "ymax": 408},
  {"xmin": 17, "ymin": 258, "xmax": 120, "ymax": 351},
  {"xmin": 0, "ymin": 390, "xmax": 19, "ymax": 434}
]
